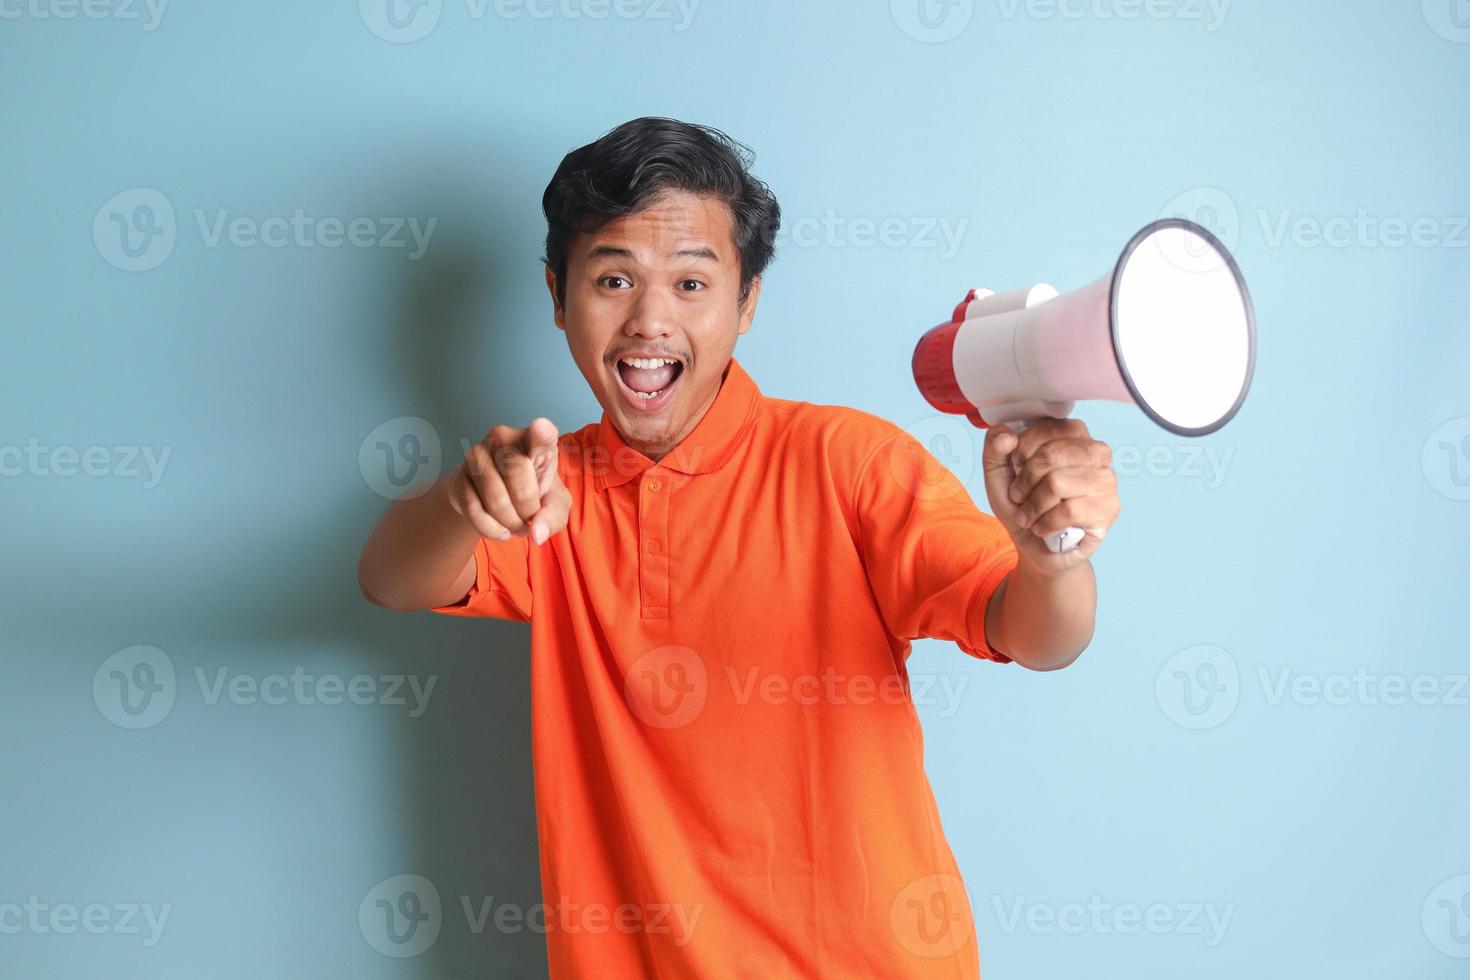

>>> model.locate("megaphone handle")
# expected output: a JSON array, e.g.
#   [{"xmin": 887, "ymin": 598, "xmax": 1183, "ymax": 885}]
[{"xmin": 1007, "ymin": 420, "xmax": 1086, "ymax": 554}]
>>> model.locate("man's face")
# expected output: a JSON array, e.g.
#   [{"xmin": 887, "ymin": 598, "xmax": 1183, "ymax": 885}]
[{"xmin": 547, "ymin": 190, "xmax": 760, "ymax": 461}]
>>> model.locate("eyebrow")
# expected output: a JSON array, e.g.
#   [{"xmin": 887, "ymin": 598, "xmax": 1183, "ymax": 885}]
[{"xmin": 586, "ymin": 245, "xmax": 721, "ymax": 263}]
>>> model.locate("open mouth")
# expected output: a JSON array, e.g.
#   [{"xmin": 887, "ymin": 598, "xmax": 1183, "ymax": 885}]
[{"xmin": 614, "ymin": 355, "xmax": 685, "ymax": 412}]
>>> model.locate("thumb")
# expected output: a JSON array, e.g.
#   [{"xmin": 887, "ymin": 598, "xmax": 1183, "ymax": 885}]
[{"xmin": 982, "ymin": 424, "xmax": 1022, "ymax": 525}]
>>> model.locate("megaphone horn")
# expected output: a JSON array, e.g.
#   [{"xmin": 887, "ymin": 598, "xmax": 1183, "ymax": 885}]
[{"xmin": 912, "ymin": 218, "xmax": 1257, "ymax": 552}]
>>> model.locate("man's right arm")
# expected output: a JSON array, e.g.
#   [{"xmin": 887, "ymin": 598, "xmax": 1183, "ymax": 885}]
[{"xmin": 357, "ymin": 417, "xmax": 570, "ymax": 612}]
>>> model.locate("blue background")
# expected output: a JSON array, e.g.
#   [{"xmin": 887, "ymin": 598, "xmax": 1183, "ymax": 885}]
[{"xmin": 3, "ymin": 0, "xmax": 1468, "ymax": 976}]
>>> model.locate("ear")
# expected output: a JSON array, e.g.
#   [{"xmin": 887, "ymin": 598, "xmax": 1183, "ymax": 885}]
[
  {"xmin": 544, "ymin": 266, "xmax": 566, "ymax": 331},
  {"xmin": 737, "ymin": 276, "xmax": 762, "ymax": 336}
]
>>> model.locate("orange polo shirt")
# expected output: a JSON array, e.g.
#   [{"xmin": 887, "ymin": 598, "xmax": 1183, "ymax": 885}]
[{"xmin": 432, "ymin": 356, "xmax": 1019, "ymax": 978}]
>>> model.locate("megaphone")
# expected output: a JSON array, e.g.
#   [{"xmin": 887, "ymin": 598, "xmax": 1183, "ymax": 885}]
[{"xmin": 912, "ymin": 218, "xmax": 1257, "ymax": 553}]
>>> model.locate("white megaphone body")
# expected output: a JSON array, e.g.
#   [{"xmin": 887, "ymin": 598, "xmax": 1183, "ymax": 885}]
[{"xmin": 913, "ymin": 218, "xmax": 1257, "ymax": 553}]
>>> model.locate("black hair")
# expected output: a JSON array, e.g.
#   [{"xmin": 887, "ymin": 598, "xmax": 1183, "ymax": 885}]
[{"xmin": 541, "ymin": 116, "xmax": 781, "ymax": 308}]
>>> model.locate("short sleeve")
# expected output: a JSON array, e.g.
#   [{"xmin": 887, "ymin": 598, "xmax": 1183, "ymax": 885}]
[
  {"xmin": 851, "ymin": 428, "xmax": 1019, "ymax": 663},
  {"xmin": 427, "ymin": 534, "xmax": 533, "ymax": 623}
]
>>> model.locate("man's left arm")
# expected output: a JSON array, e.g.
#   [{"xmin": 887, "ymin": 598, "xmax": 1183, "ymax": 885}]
[{"xmin": 981, "ymin": 419, "xmax": 1121, "ymax": 671}]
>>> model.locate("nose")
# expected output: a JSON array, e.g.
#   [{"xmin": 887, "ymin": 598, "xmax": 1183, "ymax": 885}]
[{"xmin": 623, "ymin": 284, "xmax": 678, "ymax": 342}]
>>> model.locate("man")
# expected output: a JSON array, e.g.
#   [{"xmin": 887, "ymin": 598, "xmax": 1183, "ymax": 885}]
[{"xmin": 357, "ymin": 117, "xmax": 1120, "ymax": 978}]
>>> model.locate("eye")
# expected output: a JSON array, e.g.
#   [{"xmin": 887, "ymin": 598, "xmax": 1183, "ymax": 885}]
[
  {"xmin": 599, "ymin": 275, "xmax": 632, "ymax": 289},
  {"xmin": 676, "ymin": 279, "xmax": 706, "ymax": 292}
]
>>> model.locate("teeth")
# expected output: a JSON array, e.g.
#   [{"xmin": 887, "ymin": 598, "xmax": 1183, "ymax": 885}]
[
  {"xmin": 620, "ymin": 356, "xmax": 678, "ymax": 370},
  {"xmin": 618, "ymin": 356, "xmax": 680, "ymax": 401}
]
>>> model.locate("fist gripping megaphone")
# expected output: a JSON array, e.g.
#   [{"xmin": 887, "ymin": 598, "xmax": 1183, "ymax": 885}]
[{"xmin": 912, "ymin": 218, "xmax": 1257, "ymax": 553}]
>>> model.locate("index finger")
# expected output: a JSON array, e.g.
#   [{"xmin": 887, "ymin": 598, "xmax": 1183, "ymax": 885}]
[
  {"xmin": 521, "ymin": 417, "xmax": 559, "ymax": 455},
  {"xmin": 520, "ymin": 417, "xmax": 561, "ymax": 496}
]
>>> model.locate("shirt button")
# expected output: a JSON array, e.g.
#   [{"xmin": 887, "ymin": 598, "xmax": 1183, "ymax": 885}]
[
  {"xmin": 648, "ymin": 479, "xmax": 662, "ymax": 492},
  {"xmin": 646, "ymin": 540, "xmax": 660, "ymax": 554}
]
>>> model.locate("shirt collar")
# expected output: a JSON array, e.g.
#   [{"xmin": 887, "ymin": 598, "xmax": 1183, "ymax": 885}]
[{"xmin": 591, "ymin": 356, "xmax": 761, "ymax": 492}]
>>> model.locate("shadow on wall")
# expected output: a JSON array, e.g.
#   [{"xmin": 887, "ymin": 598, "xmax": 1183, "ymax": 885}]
[
  {"xmin": 347, "ymin": 160, "xmax": 553, "ymax": 977},
  {"xmin": 272, "ymin": 157, "xmax": 554, "ymax": 976},
  {"xmin": 57, "ymin": 139, "xmax": 566, "ymax": 976}
]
